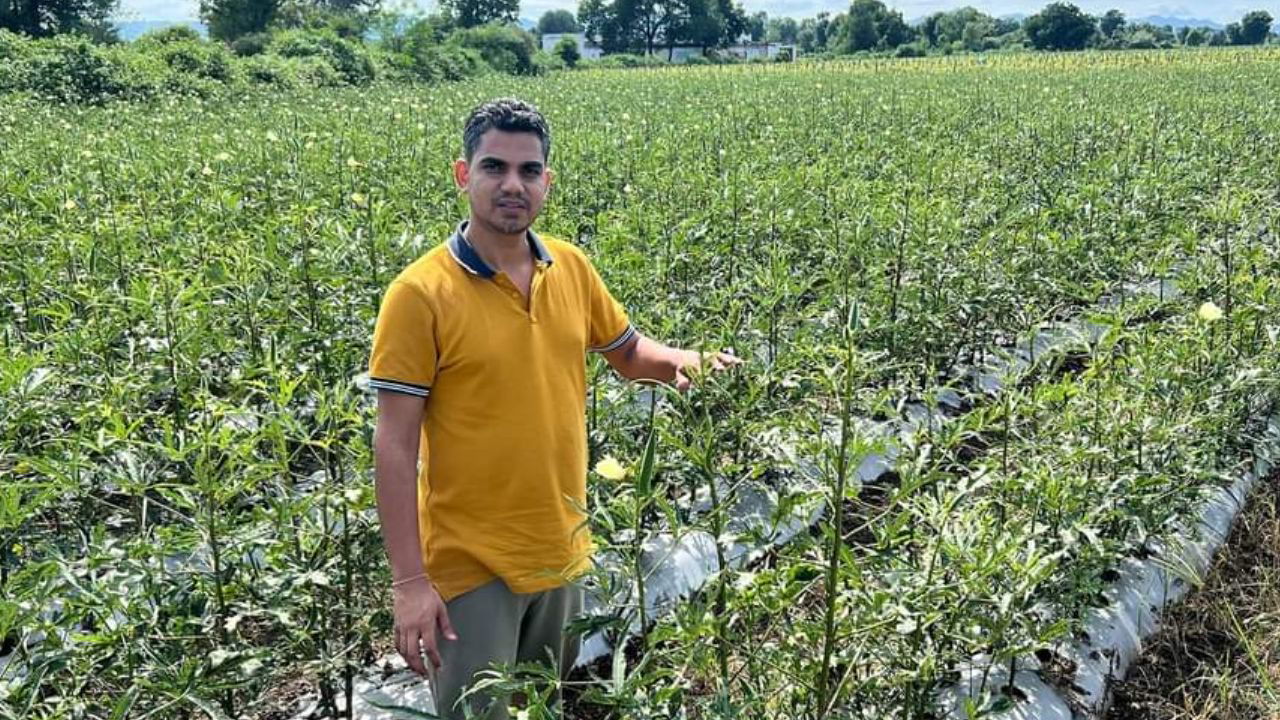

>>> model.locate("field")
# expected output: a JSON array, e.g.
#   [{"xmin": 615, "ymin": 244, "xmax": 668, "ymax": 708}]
[{"xmin": 4, "ymin": 48, "xmax": 1280, "ymax": 719}]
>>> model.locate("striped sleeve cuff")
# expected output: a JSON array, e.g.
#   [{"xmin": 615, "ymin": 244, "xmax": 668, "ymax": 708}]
[
  {"xmin": 367, "ymin": 377, "xmax": 430, "ymax": 397},
  {"xmin": 590, "ymin": 324, "xmax": 637, "ymax": 354}
]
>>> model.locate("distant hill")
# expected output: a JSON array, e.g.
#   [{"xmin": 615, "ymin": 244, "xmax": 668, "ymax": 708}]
[
  {"xmin": 116, "ymin": 20, "xmax": 208, "ymax": 41},
  {"xmin": 1133, "ymin": 15, "xmax": 1223, "ymax": 30}
]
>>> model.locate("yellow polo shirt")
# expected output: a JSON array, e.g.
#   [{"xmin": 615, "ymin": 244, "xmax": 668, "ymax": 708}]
[{"xmin": 369, "ymin": 221, "xmax": 634, "ymax": 601}]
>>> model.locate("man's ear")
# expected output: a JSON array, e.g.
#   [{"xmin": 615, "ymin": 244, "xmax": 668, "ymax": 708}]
[
  {"xmin": 452, "ymin": 158, "xmax": 468, "ymax": 190},
  {"xmin": 545, "ymin": 168, "xmax": 555, "ymax": 191}
]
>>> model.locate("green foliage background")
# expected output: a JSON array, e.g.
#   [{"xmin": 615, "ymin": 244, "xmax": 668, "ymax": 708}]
[{"xmin": 2, "ymin": 48, "xmax": 1280, "ymax": 718}]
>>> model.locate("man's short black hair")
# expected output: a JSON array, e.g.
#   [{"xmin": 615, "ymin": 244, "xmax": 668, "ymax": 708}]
[{"xmin": 462, "ymin": 98, "xmax": 551, "ymax": 163}]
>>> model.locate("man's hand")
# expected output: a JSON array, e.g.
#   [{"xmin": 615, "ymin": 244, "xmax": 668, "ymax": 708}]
[
  {"xmin": 601, "ymin": 333, "xmax": 742, "ymax": 390},
  {"xmin": 673, "ymin": 349, "xmax": 742, "ymax": 392},
  {"xmin": 393, "ymin": 577, "xmax": 457, "ymax": 675}
]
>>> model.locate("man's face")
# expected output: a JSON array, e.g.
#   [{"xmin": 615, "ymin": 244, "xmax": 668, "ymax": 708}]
[{"xmin": 454, "ymin": 129, "xmax": 552, "ymax": 237}]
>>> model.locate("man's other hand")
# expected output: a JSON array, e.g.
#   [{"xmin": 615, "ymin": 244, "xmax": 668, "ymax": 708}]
[{"xmin": 393, "ymin": 577, "xmax": 458, "ymax": 675}]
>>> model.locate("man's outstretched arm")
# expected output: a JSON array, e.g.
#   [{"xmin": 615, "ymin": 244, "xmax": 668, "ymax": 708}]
[{"xmin": 601, "ymin": 332, "xmax": 740, "ymax": 391}]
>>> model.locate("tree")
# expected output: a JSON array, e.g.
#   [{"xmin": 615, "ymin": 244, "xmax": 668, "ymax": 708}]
[
  {"xmin": 538, "ymin": 8, "xmax": 579, "ymax": 34},
  {"xmin": 272, "ymin": 0, "xmax": 381, "ymax": 36},
  {"xmin": 580, "ymin": 0, "xmax": 703, "ymax": 56},
  {"xmin": 629, "ymin": 0, "xmax": 685, "ymax": 55},
  {"xmin": 439, "ymin": 0, "xmax": 519, "ymax": 28},
  {"xmin": 310, "ymin": 0, "xmax": 379, "ymax": 10},
  {"xmin": 716, "ymin": 0, "xmax": 747, "ymax": 43},
  {"xmin": 201, "ymin": 0, "xmax": 282, "ymax": 41},
  {"xmin": 993, "ymin": 16, "xmax": 1019, "ymax": 35},
  {"xmin": 919, "ymin": 12, "xmax": 940, "ymax": 45},
  {"xmin": 920, "ymin": 7, "xmax": 996, "ymax": 48},
  {"xmin": 677, "ymin": 0, "xmax": 740, "ymax": 53},
  {"xmin": 1184, "ymin": 27, "xmax": 1207, "ymax": 46},
  {"xmin": 875, "ymin": 5, "xmax": 911, "ymax": 48},
  {"xmin": 1225, "ymin": 22, "xmax": 1243, "ymax": 44},
  {"xmin": 825, "ymin": 13, "xmax": 844, "ymax": 50},
  {"xmin": 1238, "ymin": 10, "xmax": 1273, "ymax": 45},
  {"xmin": 553, "ymin": 34, "xmax": 580, "ymax": 65},
  {"xmin": 578, "ymin": 0, "xmax": 622, "ymax": 51},
  {"xmin": 961, "ymin": 17, "xmax": 994, "ymax": 51},
  {"xmin": 0, "ymin": 0, "xmax": 118, "ymax": 37},
  {"xmin": 796, "ymin": 20, "xmax": 814, "ymax": 51},
  {"xmin": 1126, "ymin": 28, "xmax": 1157, "ymax": 48},
  {"xmin": 842, "ymin": 6, "xmax": 876, "ymax": 51},
  {"xmin": 1099, "ymin": 8, "xmax": 1124, "ymax": 38},
  {"xmin": 766, "ymin": 16, "xmax": 797, "ymax": 44},
  {"xmin": 452, "ymin": 23, "xmax": 536, "ymax": 72},
  {"xmin": 835, "ymin": 0, "xmax": 912, "ymax": 53},
  {"xmin": 1023, "ymin": 2, "xmax": 1095, "ymax": 51},
  {"xmin": 746, "ymin": 10, "xmax": 765, "ymax": 41},
  {"xmin": 398, "ymin": 11, "xmax": 453, "ymax": 58},
  {"xmin": 656, "ymin": 0, "xmax": 694, "ymax": 57}
]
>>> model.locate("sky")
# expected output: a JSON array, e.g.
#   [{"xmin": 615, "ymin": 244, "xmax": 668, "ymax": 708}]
[{"xmin": 115, "ymin": 0, "xmax": 1271, "ymax": 25}]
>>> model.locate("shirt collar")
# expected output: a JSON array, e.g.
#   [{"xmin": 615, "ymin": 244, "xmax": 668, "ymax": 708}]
[{"xmin": 447, "ymin": 220, "xmax": 553, "ymax": 278}]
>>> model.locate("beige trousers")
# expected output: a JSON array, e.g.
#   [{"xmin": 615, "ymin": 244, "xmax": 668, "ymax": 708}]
[{"xmin": 427, "ymin": 578, "xmax": 583, "ymax": 720}]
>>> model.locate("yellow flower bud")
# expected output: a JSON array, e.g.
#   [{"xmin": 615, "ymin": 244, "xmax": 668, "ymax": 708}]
[
  {"xmin": 1197, "ymin": 301, "xmax": 1223, "ymax": 323},
  {"xmin": 594, "ymin": 456, "xmax": 628, "ymax": 481}
]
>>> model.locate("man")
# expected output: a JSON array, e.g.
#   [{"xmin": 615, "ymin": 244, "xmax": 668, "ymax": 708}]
[{"xmin": 369, "ymin": 98, "xmax": 738, "ymax": 720}]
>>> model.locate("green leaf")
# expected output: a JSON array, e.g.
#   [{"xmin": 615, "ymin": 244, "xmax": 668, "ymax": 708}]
[
  {"xmin": 184, "ymin": 693, "xmax": 233, "ymax": 720},
  {"xmin": 109, "ymin": 687, "xmax": 140, "ymax": 720}
]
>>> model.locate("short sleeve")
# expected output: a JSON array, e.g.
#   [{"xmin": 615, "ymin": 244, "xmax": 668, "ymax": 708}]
[
  {"xmin": 368, "ymin": 280, "xmax": 437, "ymax": 397},
  {"xmin": 584, "ymin": 257, "xmax": 635, "ymax": 353}
]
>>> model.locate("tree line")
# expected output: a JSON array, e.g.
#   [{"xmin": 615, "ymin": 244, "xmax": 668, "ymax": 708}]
[
  {"xmin": 564, "ymin": 0, "xmax": 1274, "ymax": 57},
  {"xmin": 731, "ymin": 2, "xmax": 1274, "ymax": 56},
  {"xmin": 1, "ymin": 0, "xmax": 1275, "ymax": 60}
]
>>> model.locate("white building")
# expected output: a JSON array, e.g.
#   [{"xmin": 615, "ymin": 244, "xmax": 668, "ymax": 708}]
[
  {"xmin": 541, "ymin": 31, "xmax": 795, "ymax": 64},
  {"xmin": 725, "ymin": 41, "xmax": 796, "ymax": 61},
  {"xmin": 647, "ymin": 41, "xmax": 796, "ymax": 63},
  {"xmin": 540, "ymin": 32, "xmax": 604, "ymax": 60}
]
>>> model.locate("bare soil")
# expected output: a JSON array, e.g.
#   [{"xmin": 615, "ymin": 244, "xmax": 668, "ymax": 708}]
[{"xmin": 1107, "ymin": 470, "xmax": 1280, "ymax": 720}]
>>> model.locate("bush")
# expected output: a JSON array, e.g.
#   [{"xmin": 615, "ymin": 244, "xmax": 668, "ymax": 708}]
[
  {"xmin": 0, "ymin": 33, "xmax": 33, "ymax": 93},
  {"xmin": 0, "ymin": 30, "xmax": 34, "ymax": 90},
  {"xmin": 1126, "ymin": 30, "xmax": 1160, "ymax": 50},
  {"xmin": 231, "ymin": 32, "xmax": 272, "ymax": 57},
  {"xmin": 449, "ymin": 24, "xmax": 538, "ymax": 75},
  {"xmin": 271, "ymin": 29, "xmax": 376, "ymax": 85},
  {"xmin": 160, "ymin": 68, "xmax": 228, "ymax": 98},
  {"xmin": 0, "ymin": 31, "xmax": 236, "ymax": 103},
  {"xmin": 272, "ymin": 4, "xmax": 368, "ymax": 39},
  {"xmin": 22, "ymin": 36, "xmax": 134, "ymax": 103},
  {"xmin": 895, "ymin": 43, "xmax": 925, "ymax": 57},
  {"xmin": 586, "ymin": 53, "xmax": 665, "ymax": 69},
  {"xmin": 531, "ymin": 50, "xmax": 565, "ymax": 74},
  {"xmin": 401, "ymin": 44, "xmax": 486, "ymax": 83},
  {"xmin": 402, "ymin": 14, "xmax": 453, "ymax": 54},
  {"xmin": 152, "ymin": 39, "xmax": 236, "ymax": 81},
  {"xmin": 0, "ymin": 60, "xmax": 30, "ymax": 93},
  {"xmin": 553, "ymin": 35, "xmax": 579, "ymax": 67},
  {"xmin": 241, "ymin": 53, "xmax": 296, "ymax": 87},
  {"xmin": 136, "ymin": 25, "xmax": 204, "ymax": 46},
  {"xmin": 685, "ymin": 54, "xmax": 712, "ymax": 65}
]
